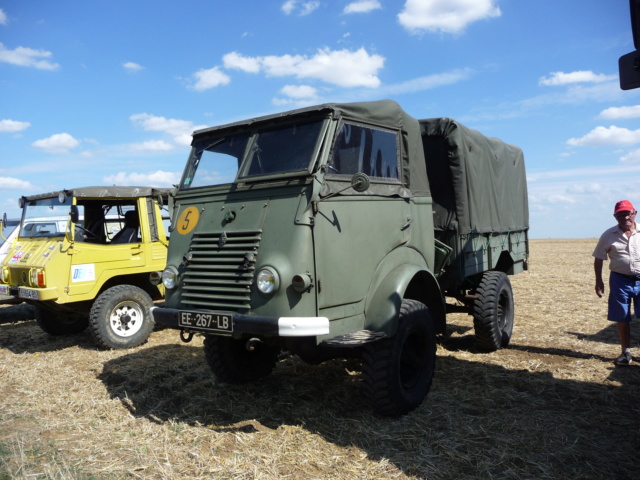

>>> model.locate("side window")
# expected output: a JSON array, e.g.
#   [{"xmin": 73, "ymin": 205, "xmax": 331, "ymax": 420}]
[{"xmin": 328, "ymin": 123, "xmax": 399, "ymax": 181}]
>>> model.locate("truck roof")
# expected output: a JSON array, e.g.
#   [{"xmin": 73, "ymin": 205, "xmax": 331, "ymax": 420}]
[
  {"xmin": 193, "ymin": 99, "xmax": 431, "ymax": 197},
  {"xmin": 22, "ymin": 186, "xmax": 173, "ymax": 202}
]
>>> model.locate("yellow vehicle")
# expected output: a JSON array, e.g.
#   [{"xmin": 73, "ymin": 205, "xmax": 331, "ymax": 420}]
[{"xmin": 0, "ymin": 186, "xmax": 172, "ymax": 349}]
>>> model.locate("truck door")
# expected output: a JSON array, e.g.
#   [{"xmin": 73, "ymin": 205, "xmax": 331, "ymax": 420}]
[
  {"xmin": 68, "ymin": 202, "xmax": 146, "ymax": 296},
  {"xmin": 314, "ymin": 122, "xmax": 410, "ymax": 316}
]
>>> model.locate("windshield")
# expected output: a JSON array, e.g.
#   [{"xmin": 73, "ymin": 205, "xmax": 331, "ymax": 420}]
[
  {"xmin": 181, "ymin": 119, "xmax": 325, "ymax": 189},
  {"xmin": 182, "ymin": 133, "xmax": 250, "ymax": 189},
  {"xmin": 20, "ymin": 196, "xmax": 72, "ymax": 238}
]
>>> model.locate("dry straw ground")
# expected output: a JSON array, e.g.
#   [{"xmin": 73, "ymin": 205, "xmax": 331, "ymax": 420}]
[{"xmin": 1, "ymin": 238, "xmax": 639, "ymax": 480}]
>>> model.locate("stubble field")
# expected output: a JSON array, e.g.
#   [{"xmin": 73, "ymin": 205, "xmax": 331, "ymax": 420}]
[{"xmin": 1, "ymin": 238, "xmax": 639, "ymax": 479}]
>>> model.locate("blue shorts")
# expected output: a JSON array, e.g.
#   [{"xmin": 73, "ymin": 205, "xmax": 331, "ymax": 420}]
[{"xmin": 608, "ymin": 272, "xmax": 640, "ymax": 323}]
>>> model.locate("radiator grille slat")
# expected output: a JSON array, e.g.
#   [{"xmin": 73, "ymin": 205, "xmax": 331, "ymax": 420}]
[{"xmin": 180, "ymin": 230, "xmax": 261, "ymax": 312}]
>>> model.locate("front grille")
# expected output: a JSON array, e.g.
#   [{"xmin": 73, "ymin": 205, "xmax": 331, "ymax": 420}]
[{"xmin": 180, "ymin": 230, "xmax": 261, "ymax": 312}]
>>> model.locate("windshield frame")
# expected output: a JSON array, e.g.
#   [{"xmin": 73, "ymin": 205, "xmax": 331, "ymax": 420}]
[
  {"xmin": 180, "ymin": 116, "xmax": 331, "ymax": 190},
  {"xmin": 19, "ymin": 196, "xmax": 72, "ymax": 239}
]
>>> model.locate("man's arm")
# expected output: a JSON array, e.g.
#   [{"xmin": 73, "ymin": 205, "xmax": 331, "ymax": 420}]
[{"xmin": 594, "ymin": 257, "xmax": 605, "ymax": 297}]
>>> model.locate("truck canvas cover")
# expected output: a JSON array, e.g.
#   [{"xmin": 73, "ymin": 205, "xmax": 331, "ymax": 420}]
[{"xmin": 420, "ymin": 118, "xmax": 529, "ymax": 235}]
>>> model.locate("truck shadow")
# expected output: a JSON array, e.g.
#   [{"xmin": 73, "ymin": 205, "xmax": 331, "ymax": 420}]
[
  {"xmin": 0, "ymin": 320, "xmax": 98, "ymax": 353},
  {"xmin": 98, "ymin": 343, "xmax": 640, "ymax": 478}
]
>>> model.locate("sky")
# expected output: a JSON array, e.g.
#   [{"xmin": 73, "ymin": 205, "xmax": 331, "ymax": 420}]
[{"xmin": 0, "ymin": 0, "xmax": 638, "ymax": 239}]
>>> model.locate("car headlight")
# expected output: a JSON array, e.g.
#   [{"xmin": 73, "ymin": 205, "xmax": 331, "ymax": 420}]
[
  {"xmin": 162, "ymin": 267, "xmax": 178, "ymax": 289},
  {"xmin": 30, "ymin": 268, "xmax": 45, "ymax": 288},
  {"xmin": 256, "ymin": 267, "xmax": 279, "ymax": 294}
]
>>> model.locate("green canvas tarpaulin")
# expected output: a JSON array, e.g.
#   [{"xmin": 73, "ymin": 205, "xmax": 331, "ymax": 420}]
[{"xmin": 420, "ymin": 118, "xmax": 529, "ymax": 235}]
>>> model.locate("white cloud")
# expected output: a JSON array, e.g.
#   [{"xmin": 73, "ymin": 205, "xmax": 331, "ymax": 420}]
[
  {"xmin": 190, "ymin": 66, "xmax": 231, "ymax": 91},
  {"xmin": 281, "ymin": 0, "xmax": 320, "ymax": 16},
  {"xmin": 344, "ymin": 1, "xmax": 382, "ymax": 14},
  {"xmin": 224, "ymin": 48, "xmax": 385, "ymax": 88},
  {"xmin": 223, "ymin": 51, "xmax": 261, "ymax": 73},
  {"xmin": 0, "ymin": 42, "xmax": 60, "ymax": 70},
  {"xmin": 280, "ymin": 84, "xmax": 318, "ymax": 99},
  {"xmin": 0, "ymin": 177, "xmax": 32, "ymax": 189},
  {"xmin": 103, "ymin": 170, "xmax": 181, "ymax": 187},
  {"xmin": 567, "ymin": 126, "xmax": 640, "ymax": 147},
  {"xmin": 32, "ymin": 133, "xmax": 80, "ymax": 154},
  {"xmin": 398, "ymin": 0, "xmax": 501, "ymax": 34},
  {"xmin": 0, "ymin": 8, "xmax": 7, "ymax": 25},
  {"xmin": 599, "ymin": 105, "xmax": 640, "ymax": 119},
  {"xmin": 621, "ymin": 148, "xmax": 640, "ymax": 163},
  {"xmin": 0, "ymin": 119, "xmax": 31, "ymax": 133},
  {"xmin": 379, "ymin": 68, "xmax": 472, "ymax": 95},
  {"xmin": 129, "ymin": 140, "xmax": 174, "ymax": 152},
  {"xmin": 123, "ymin": 61, "xmax": 144, "ymax": 73},
  {"xmin": 539, "ymin": 70, "xmax": 617, "ymax": 86},
  {"xmin": 130, "ymin": 113, "xmax": 205, "ymax": 146},
  {"xmin": 566, "ymin": 183, "xmax": 602, "ymax": 194}
]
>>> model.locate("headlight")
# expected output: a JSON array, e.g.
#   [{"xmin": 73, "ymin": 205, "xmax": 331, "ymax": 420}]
[
  {"xmin": 1, "ymin": 267, "xmax": 9, "ymax": 283},
  {"xmin": 256, "ymin": 267, "xmax": 279, "ymax": 294},
  {"xmin": 30, "ymin": 268, "xmax": 45, "ymax": 288},
  {"xmin": 162, "ymin": 268, "xmax": 178, "ymax": 289}
]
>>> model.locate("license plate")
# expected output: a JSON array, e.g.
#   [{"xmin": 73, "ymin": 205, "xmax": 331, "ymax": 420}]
[
  {"xmin": 18, "ymin": 288, "xmax": 39, "ymax": 300},
  {"xmin": 0, "ymin": 285, "xmax": 8, "ymax": 295},
  {"xmin": 178, "ymin": 311, "xmax": 233, "ymax": 332}
]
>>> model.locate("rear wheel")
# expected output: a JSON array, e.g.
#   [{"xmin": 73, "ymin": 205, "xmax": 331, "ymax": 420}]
[
  {"xmin": 362, "ymin": 299, "xmax": 437, "ymax": 416},
  {"xmin": 89, "ymin": 285, "xmax": 154, "ymax": 349},
  {"xmin": 35, "ymin": 306, "xmax": 88, "ymax": 335},
  {"xmin": 472, "ymin": 271, "xmax": 514, "ymax": 352},
  {"xmin": 203, "ymin": 335, "xmax": 280, "ymax": 384}
]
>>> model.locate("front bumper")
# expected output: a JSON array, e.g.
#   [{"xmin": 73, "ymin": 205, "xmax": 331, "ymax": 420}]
[
  {"xmin": 151, "ymin": 307, "xmax": 329, "ymax": 337},
  {"xmin": 0, "ymin": 285, "xmax": 58, "ymax": 301}
]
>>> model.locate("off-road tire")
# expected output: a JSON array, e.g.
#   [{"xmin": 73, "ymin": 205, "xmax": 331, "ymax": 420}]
[
  {"xmin": 89, "ymin": 285, "xmax": 154, "ymax": 349},
  {"xmin": 203, "ymin": 335, "xmax": 280, "ymax": 384},
  {"xmin": 362, "ymin": 299, "xmax": 437, "ymax": 417},
  {"xmin": 35, "ymin": 306, "xmax": 88, "ymax": 335},
  {"xmin": 472, "ymin": 271, "xmax": 514, "ymax": 352}
]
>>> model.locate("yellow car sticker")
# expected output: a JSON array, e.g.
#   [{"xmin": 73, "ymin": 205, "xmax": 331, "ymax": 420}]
[{"xmin": 176, "ymin": 206, "xmax": 200, "ymax": 235}]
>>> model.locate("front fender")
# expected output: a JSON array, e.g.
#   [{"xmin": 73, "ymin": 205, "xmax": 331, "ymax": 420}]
[{"xmin": 365, "ymin": 264, "xmax": 445, "ymax": 336}]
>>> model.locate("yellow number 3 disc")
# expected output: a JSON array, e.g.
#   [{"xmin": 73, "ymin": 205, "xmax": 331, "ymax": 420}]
[{"xmin": 176, "ymin": 206, "xmax": 200, "ymax": 235}]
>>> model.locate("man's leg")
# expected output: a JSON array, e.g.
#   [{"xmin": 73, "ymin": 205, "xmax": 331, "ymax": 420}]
[{"xmin": 617, "ymin": 322, "xmax": 631, "ymax": 351}]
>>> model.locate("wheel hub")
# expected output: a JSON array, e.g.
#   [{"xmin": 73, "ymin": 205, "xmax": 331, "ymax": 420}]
[{"xmin": 109, "ymin": 302, "xmax": 144, "ymax": 337}]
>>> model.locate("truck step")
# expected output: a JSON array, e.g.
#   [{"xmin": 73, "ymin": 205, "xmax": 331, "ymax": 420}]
[{"xmin": 321, "ymin": 330, "xmax": 387, "ymax": 348}]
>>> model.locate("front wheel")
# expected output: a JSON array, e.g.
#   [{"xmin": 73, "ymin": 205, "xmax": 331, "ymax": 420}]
[
  {"xmin": 362, "ymin": 299, "xmax": 437, "ymax": 417},
  {"xmin": 203, "ymin": 335, "xmax": 280, "ymax": 384},
  {"xmin": 472, "ymin": 271, "xmax": 514, "ymax": 352},
  {"xmin": 89, "ymin": 285, "xmax": 154, "ymax": 349}
]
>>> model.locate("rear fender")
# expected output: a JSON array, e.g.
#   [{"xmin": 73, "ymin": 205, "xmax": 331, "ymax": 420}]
[{"xmin": 365, "ymin": 264, "xmax": 446, "ymax": 337}]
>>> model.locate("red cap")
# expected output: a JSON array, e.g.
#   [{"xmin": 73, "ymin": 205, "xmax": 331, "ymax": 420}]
[{"xmin": 614, "ymin": 200, "xmax": 635, "ymax": 214}]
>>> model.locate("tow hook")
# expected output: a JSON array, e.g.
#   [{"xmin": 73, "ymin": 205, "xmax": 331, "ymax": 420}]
[
  {"xmin": 246, "ymin": 338, "xmax": 261, "ymax": 351},
  {"xmin": 180, "ymin": 329, "xmax": 195, "ymax": 343}
]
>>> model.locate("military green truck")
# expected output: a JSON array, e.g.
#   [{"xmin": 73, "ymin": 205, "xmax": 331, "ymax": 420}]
[
  {"xmin": 151, "ymin": 100, "xmax": 529, "ymax": 416},
  {"xmin": 0, "ymin": 186, "xmax": 171, "ymax": 349}
]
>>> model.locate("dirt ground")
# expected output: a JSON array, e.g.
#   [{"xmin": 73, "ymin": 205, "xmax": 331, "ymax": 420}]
[{"xmin": 1, "ymin": 238, "xmax": 639, "ymax": 479}]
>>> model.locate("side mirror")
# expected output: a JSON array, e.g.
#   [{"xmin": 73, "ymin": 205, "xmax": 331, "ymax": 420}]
[
  {"xmin": 351, "ymin": 173, "xmax": 370, "ymax": 193},
  {"xmin": 0, "ymin": 213, "xmax": 7, "ymax": 242},
  {"xmin": 69, "ymin": 205, "xmax": 79, "ymax": 224},
  {"xmin": 620, "ymin": 0, "xmax": 640, "ymax": 90}
]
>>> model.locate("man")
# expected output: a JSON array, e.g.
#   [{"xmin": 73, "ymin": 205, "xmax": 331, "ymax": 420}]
[{"xmin": 593, "ymin": 200, "xmax": 640, "ymax": 366}]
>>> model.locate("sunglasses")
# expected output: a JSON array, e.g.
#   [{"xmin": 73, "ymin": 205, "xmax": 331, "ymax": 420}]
[{"xmin": 614, "ymin": 210, "xmax": 637, "ymax": 219}]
